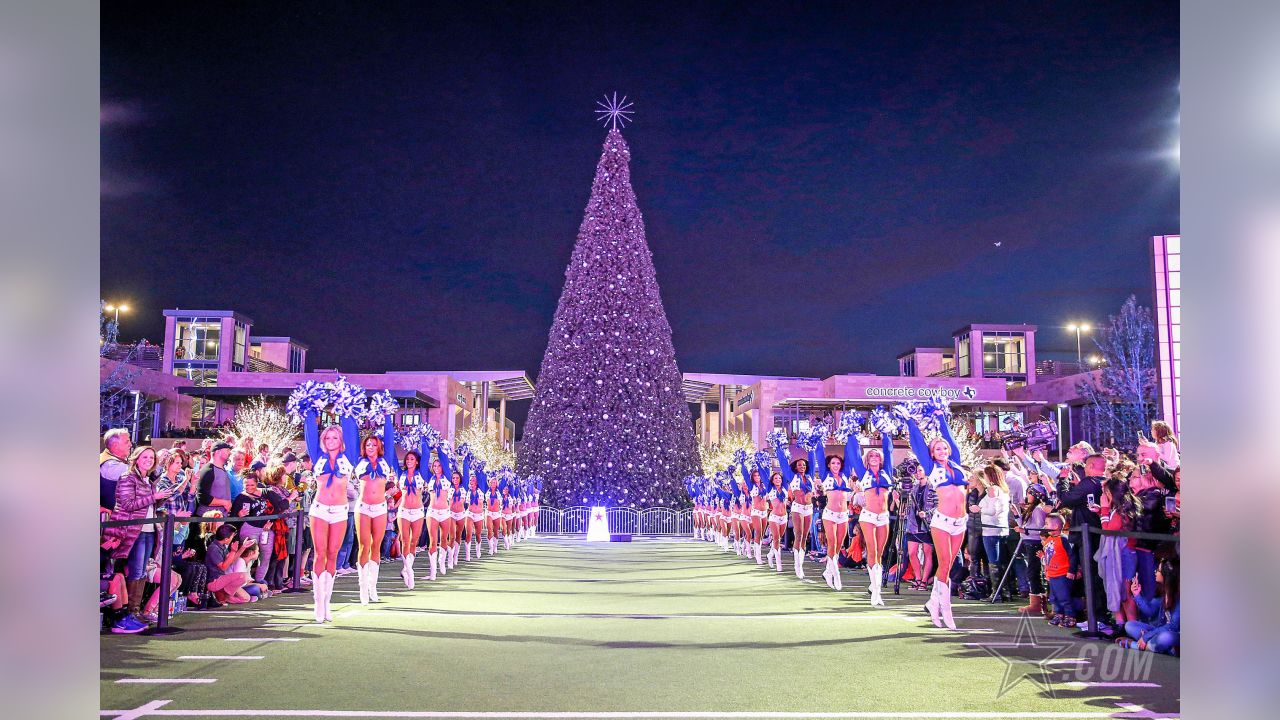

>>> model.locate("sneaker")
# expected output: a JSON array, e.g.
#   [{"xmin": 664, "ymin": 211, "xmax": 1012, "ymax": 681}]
[
  {"xmin": 111, "ymin": 615, "xmax": 147, "ymax": 634},
  {"xmin": 1048, "ymin": 614, "xmax": 1063, "ymax": 626},
  {"xmin": 140, "ymin": 611, "xmax": 159, "ymax": 624}
]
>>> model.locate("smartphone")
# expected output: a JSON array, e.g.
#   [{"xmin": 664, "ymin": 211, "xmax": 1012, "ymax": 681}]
[
  {"xmin": 1086, "ymin": 493, "xmax": 1096, "ymax": 507},
  {"xmin": 1164, "ymin": 496, "xmax": 1177, "ymax": 513}
]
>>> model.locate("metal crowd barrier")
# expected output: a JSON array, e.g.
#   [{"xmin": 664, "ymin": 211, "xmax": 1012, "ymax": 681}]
[
  {"xmin": 101, "ymin": 508, "xmax": 305, "ymax": 636},
  {"xmin": 534, "ymin": 507, "xmax": 694, "ymax": 535}
]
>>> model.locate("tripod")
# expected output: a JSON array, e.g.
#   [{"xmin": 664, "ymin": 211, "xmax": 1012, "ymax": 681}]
[{"xmin": 890, "ymin": 480, "xmax": 916, "ymax": 595}]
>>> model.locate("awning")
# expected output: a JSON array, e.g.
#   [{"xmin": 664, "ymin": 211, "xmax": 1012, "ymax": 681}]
[
  {"xmin": 772, "ymin": 397, "xmax": 1048, "ymax": 410},
  {"xmin": 177, "ymin": 386, "xmax": 440, "ymax": 408}
]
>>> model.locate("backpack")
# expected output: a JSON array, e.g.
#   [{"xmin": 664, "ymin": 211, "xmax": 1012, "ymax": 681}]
[{"xmin": 961, "ymin": 574, "xmax": 991, "ymax": 600}]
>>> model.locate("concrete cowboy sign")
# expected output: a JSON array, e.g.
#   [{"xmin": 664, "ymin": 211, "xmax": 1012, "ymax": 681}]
[{"xmin": 864, "ymin": 385, "xmax": 978, "ymax": 400}]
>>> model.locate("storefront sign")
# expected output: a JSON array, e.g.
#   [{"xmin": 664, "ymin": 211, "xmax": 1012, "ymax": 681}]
[
  {"xmin": 863, "ymin": 385, "xmax": 978, "ymax": 400},
  {"xmin": 735, "ymin": 390, "xmax": 754, "ymax": 409}
]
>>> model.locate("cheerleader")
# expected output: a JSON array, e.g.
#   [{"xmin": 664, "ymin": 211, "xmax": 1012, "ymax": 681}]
[
  {"xmin": 903, "ymin": 405, "xmax": 968, "ymax": 630},
  {"xmin": 485, "ymin": 473, "xmax": 503, "ymax": 555},
  {"xmin": 846, "ymin": 425, "xmax": 896, "ymax": 605},
  {"xmin": 530, "ymin": 479, "xmax": 542, "ymax": 537},
  {"xmin": 764, "ymin": 471, "xmax": 789, "ymax": 572},
  {"xmin": 741, "ymin": 456, "xmax": 768, "ymax": 565},
  {"xmin": 777, "ymin": 439, "xmax": 820, "ymax": 579},
  {"xmin": 463, "ymin": 468, "xmax": 485, "ymax": 560},
  {"xmin": 714, "ymin": 475, "xmax": 732, "ymax": 551},
  {"xmin": 302, "ymin": 412, "xmax": 359, "ymax": 623},
  {"xmin": 353, "ymin": 419, "xmax": 395, "ymax": 604},
  {"xmin": 448, "ymin": 463, "xmax": 468, "ymax": 569},
  {"xmin": 814, "ymin": 446, "xmax": 852, "ymax": 591},
  {"xmin": 500, "ymin": 483, "xmax": 516, "ymax": 549},
  {"xmin": 423, "ymin": 445, "xmax": 453, "ymax": 580},
  {"xmin": 388, "ymin": 438, "xmax": 425, "ymax": 589}
]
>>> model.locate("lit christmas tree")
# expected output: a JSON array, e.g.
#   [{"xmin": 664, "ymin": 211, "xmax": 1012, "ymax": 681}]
[{"xmin": 519, "ymin": 107, "xmax": 699, "ymax": 508}]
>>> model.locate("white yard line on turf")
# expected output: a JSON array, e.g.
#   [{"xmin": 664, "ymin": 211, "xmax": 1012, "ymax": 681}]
[
  {"xmin": 96, "ymin": 707, "xmax": 1176, "ymax": 719},
  {"xmin": 103, "ymin": 699, "xmax": 172, "ymax": 720},
  {"xmin": 1064, "ymin": 682, "xmax": 1162, "ymax": 688},
  {"xmin": 224, "ymin": 638, "xmax": 300, "ymax": 642},
  {"xmin": 374, "ymin": 608, "xmax": 913, "ymax": 620},
  {"xmin": 177, "ymin": 656, "xmax": 264, "ymax": 661},
  {"xmin": 113, "ymin": 679, "xmax": 217, "ymax": 684}
]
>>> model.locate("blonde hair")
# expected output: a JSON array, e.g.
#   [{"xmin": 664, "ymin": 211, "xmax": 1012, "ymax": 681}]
[
  {"xmin": 199, "ymin": 510, "xmax": 225, "ymax": 539},
  {"xmin": 981, "ymin": 464, "xmax": 1008, "ymax": 493},
  {"xmin": 319, "ymin": 425, "xmax": 345, "ymax": 455},
  {"xmin": 126, "ymin": 446, "xmax": 158, "ymax": 480},
  {"xmin": 262, "ymin": 462, "xmax": 287, "ymax": 487},
  {"xmin": 1151, "ymin": 420, "xmax": 1178, "ymax": 447}
]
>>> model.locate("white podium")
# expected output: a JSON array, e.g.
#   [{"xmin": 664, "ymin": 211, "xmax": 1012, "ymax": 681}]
[{"xmin": 586, "ymin": 506, "xmax": 610, "ymax": 541}]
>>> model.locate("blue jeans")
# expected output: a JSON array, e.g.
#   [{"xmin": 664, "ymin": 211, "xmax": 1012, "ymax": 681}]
[
  {"xmin": 1135, "ymin": 549, "xmax": 1157, "ymax": 601},
  {"xmin": 126, "ymin": 531, "xmax": 156, "ymax": 582},
  {"xmin": 381, "ymin": 528, "xmax": 398, "ymax": 558},
  {"xmin": 981, "ymin": 535, "xmax": 1005, "ymax": 579},
  {"xmin": 335, "ymin": 512, "xmax": 356, "ymax": 569},
  {"xmin": 1012, "ymin": 538, "xmax": 1043, "ymax": 594},
  {"xmin": 1047, "ymin": 576, "xmax": 1074, "ymax": 616},
  {"xmin": 1124, "ymin": 621, "xmax": 1178, "ymax": 654}
]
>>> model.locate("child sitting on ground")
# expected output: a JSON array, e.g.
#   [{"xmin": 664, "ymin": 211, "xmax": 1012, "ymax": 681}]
[{"xmin": 231, "ymin": 542, "xmax": 272, "ymax": 599}]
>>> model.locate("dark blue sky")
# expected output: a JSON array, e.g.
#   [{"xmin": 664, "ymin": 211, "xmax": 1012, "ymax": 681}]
[{"xmin": 102, "ymin": 2, "xmax": 1178, "ymax": 408}]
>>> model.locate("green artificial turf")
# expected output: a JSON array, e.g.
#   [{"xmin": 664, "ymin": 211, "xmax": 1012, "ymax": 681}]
[{"xmin": 101, "ymin": 538, "xmax": 1179, "ymax": 718}]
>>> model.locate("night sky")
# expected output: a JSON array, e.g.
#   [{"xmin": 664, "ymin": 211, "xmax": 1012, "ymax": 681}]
[{"xmin": 101, "ymin": 2, "xmax": 1179, "ymax": 428}]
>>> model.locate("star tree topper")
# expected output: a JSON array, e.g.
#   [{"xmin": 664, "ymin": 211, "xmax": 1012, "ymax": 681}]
[{"xmin": 595, "ymin": 92, "xmax": 635, "ymax": 131}]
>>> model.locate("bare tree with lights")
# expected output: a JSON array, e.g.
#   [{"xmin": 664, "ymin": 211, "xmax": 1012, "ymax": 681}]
[
  {"xmin": 1076, "ymin": 295, "xmax": 1157, "ymax": 452},
  {"xmin": 518, "ymin": 102, "xmax": 699, "ymax": 508}
]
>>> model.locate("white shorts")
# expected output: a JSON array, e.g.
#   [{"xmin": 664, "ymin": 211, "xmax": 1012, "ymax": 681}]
[
  {"xmin": 450, "ymin": 510, "xmax": 466, "ymax": 521},
  {"xmin": 357, "ymin": 501, "xmax": 388, "ymax": 519},
  {"xmin": 398, "ymin": 506, "xmax": 425, "ymax": 523},
  {"xmin": 791, "ymin": 503, "xmax": 813, "ymax": 518},
  {"xmin": 308, "ymin": 502, "xmax": 347, "ymax": 524},
  {"xmin": 750, "ymin": 508, "xmax": 767, "ymax": 519},
  {"xmin": 930, "ymin": 512, "xmax": 966, "ymax": 536},
  {"xmin": 822, "ymin": 509, "xmax": 850, "ymax": 525},
  {"xmin": 467, "ymin": 510, "xmax": 485, "ymax": 522},
  {"xmin": 768, "ymin": 514, "xmax": 787, "ymax": 525},
  {"xmin": 427, "ymin": 507, "xmax": 452, "ymax": 522},
  {"xmin": 859, "ymin": 509, "xmax": 891, "ymax": 527},
  {"xmin": 502, "ymin": 512, "xmax": 514, "ymax": 521}
]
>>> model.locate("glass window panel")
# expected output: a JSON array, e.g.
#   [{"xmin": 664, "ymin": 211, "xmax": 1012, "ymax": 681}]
[
  {"xmin": 1166, "ymin": 254, "xmax": 1180, "ymax": 271},
  {"xmin": 1166, "ymin": 236, "xmax": 1180, "ymax": 253},
  {"xmin": 1168, "ymin": 272, "xmax": 1180, "ymax": 290}
]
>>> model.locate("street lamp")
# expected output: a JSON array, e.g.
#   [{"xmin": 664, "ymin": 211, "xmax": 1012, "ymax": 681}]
[
  {"xmin": 104, "ymin": 303, "xmax": 130, "ymax": 325},
  {"xmin": 1065, "ymin": 322, "xmax": 1091, "ymax": 364}
]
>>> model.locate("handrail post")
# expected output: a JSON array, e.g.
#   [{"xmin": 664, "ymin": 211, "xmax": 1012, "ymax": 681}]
[
  {"xmin": 1077, "ymin": 524, "xmax": 1100, "ymax": 637},
  {"xmin": 285, "ymin": 507, "xmax": 307, "ymax": 594},
  {"xmin": 145, "ymin": 512, "xmax": 182, "ymax": 635}
]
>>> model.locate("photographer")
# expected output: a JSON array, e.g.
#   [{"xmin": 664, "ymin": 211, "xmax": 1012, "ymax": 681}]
[
  {"xmin": 1013, "ymin": 478, "xmax": 1053, "ymax": 616},
  {"xmin": 902, "ymin": 463, "xmax": 937, "ymax": 590},
  {"xmin": 204, "ymin": 525, "xmax": 253, "ymax": 605}
]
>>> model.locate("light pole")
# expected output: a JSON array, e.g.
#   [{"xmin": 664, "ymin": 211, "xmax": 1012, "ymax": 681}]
[
  {"xmin": 1066, "ymin": 322, "xmax": 1091, "ymax": 364},
  {"xmin": 104, "ymin": 303, "xmax": 129, "ymax": 325}
]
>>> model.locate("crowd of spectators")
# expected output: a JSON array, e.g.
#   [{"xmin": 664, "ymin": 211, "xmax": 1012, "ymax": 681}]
[{"xmin": 99, "ymin": 430, "xmax": 322, "ymax": 633}]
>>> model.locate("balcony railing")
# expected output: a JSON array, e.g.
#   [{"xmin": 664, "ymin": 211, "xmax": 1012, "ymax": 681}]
[
  {"xmin": 102, "ymin": 343, "xmax": 162, "ymax": 371},
  {"xmin": 928, "ymin": 366, "xmax": 958, "ymax": 378},
  {"xmin": 1035, "ymin": 360, "xmax": 1093, "ymax": 378},
  {"xmin": 246, "ymin": 356, "xmax": 287, "ymax": 373}
]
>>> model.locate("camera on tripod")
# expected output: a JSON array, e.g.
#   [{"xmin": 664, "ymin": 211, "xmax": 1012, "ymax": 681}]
[{"xmin": 1001, "ymin": 419, "xmax": 1056, "ymax": 452}]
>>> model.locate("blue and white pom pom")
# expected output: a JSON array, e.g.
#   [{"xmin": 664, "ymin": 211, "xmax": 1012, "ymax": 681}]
[
  {"xmin": 924, "ymin": 393, "xmax": 951, "ymax": 420},
  {"xmin": 834, "ymin": 412, "xmax": 864, "ymax": 443},
  {"xmin": 455, "ymin": 441, "xmax": 472, "ymax": 460},
  {"xmin": 795, "ymin": 426, "xmax": 820, "ymax": 452},
  {"xmin": 766, "ymin": 428, "xmax": 789, "ymax": 451},
  {"xmin": 752, "ymin": 450, "xmax": 773, "ymax": 474},
  {"xmin": 870, "ymin": 405, "xmax": 901, "ymax": 435},
  {"xmin": 422, "ymin": 425, "xmax": 442, "ymax": 449},
  {"xmin": 365, "ymin": 390, "xmax": 399, "ymax": 425},
  {"xmin": 286, "ymin": 380, "xmax": 327, "ymax": 424},
  {"xmin": 326, "ymin": 375, "xmax": 367, "ymax": 420},
  {"xmin": 732, "ymin": 447, "xmax": 749, "ymax": 466},
  {"xmin": 397, "ymin": 425, "xmax": 423, "ymax": 452}
]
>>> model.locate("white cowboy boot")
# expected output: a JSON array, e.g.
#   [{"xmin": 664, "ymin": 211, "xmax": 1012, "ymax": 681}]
[
  {"xmin": 754, "ymin": 543, "xmax": 763, "ymax": 565},
  {"xmin": 489, "ymin": 537, "xmax": 498, "ymax": 555},
  {"xmin": 793, "ymin": 550, "xmax": 805, "ymax": 580},
  {"xmin": 357, "ymin": 562, "xmax": 369, "ymax": 605},
  {"xmin": 925, "ymin": 579, "xmax": 943, "ymax": 627},
  {"xmin": 437, "ymin": 548, "xmax": 447, "ymax": 575},
  {"xmin": 313, "ymin": 571, "xmax": 327, "ymax": 623},
  {"xmin": 940, "ymin": 584, "xmax": 957, "ymax": 630},
  {"xmin": 428, "ymin": 550, "xmax": 438, "ymax": 580},
  {"xmin": 366, "ymin": 563, "xmax": 380, "ymax": 602}
]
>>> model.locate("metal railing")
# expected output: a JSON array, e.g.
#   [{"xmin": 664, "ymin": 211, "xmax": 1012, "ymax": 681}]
[
  {"xmin": 535, "ymin": 506, "xmax": 694, "ymax": 536},
  {"xmin": 246, "ymin": 356, "xmax": 287, "ymax": 373}
]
